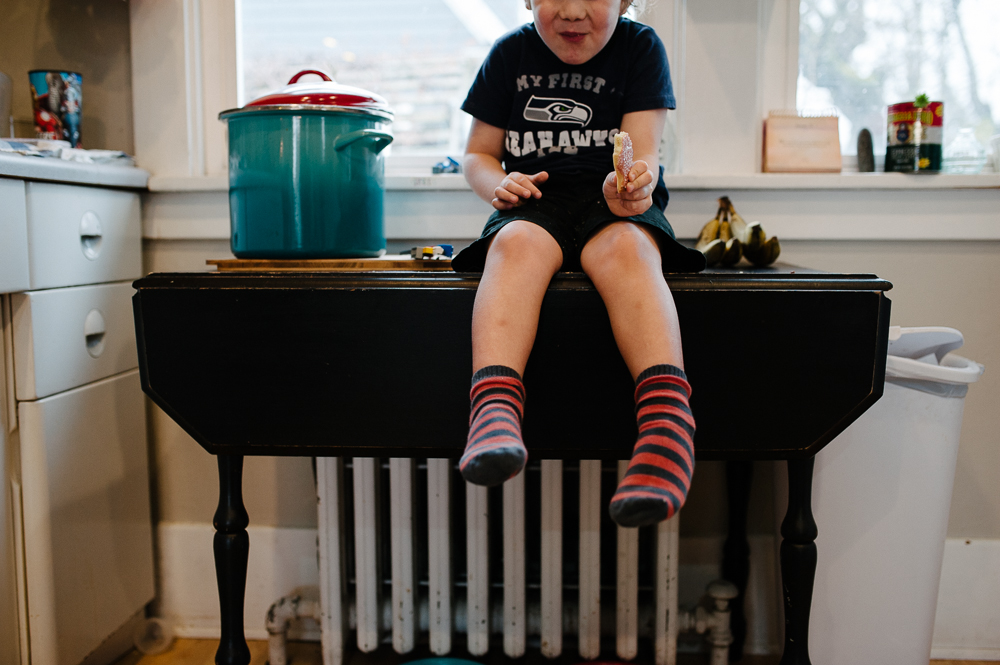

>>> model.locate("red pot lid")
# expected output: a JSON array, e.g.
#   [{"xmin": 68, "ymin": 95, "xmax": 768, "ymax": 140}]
[{"xmin": 221, "ymin": 70, "xmax": 392, "ymax": 121}]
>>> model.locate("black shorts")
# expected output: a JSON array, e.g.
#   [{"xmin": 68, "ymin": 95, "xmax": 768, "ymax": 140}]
[{"xmin": 451, "ymin": 177, "xmax": 707, "ymax": 273}]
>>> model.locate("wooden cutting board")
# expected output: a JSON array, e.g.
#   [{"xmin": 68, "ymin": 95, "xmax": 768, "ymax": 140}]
[{"xmin": 207, "ymin": 255, "xmax": 453, "ymax": 272}]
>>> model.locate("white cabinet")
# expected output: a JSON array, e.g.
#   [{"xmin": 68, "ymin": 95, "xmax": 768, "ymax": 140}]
[
  {"xmin": 1, "ymin": 172, "xmax": 152, "ymax": 665},
  {"xmin": 12, "ymin": 282, "xmax": 139, "ymax": 401},
  {"xmin": 19, "ymin": 371, "xmax": 153, "ymax": 665},
  {"xmin": 1, "ymin": 295, "xmax": 24, "ymax": 665},
  {"xmin": 24, "ymin": 182, "xmax": 142, "ymax": 291},
  {"xmin": 0, "ymin": 179, "xmax": 30, "ymax": 294}
]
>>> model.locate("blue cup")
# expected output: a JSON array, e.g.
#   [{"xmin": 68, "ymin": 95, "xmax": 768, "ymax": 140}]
[{"xmin": 29, "ymin": 70, "xmax": 82, "ymax": 148}]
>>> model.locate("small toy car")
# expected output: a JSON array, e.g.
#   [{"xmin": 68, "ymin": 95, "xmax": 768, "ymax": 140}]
[{"xmin": 409, "ymin": 244, "xmax": 453, "ymax": 260}]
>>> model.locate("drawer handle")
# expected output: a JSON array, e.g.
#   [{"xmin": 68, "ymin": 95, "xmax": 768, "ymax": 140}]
[
  {"xmin": 84, "ymin": 309, "xmax": 106, "ymax": 358},
  {"xmin": 80, "ymin": 211, "xmax": 103, "ymax": 260}
]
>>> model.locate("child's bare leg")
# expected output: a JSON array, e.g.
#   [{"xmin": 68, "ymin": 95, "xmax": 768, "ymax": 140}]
[
  {"xmin": 462, "ymin": 221, "xmax": 563, "ymax": 487},
  {"xmin": 579, "ymin": 222, "xmax": 682, "ymax": 378},
  {"xmin": 581, "ymin": 222, "xmax": 695, "ymax": 527},
  {"xmin": 472, "ymin": 221, "xmax": 563, "ymax": 374}
]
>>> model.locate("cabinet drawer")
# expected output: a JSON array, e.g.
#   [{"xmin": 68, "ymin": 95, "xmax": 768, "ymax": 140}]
[
  {"xmin": 25, "ymin": 182, "xmax": 141, "ymax": 290},
  {"xmin": 0, "ymin": 178, "xmax": 29, "ymax": 294},
  {"xmin": 12, "ymin": 281, "xmax": 138, "ymax": 400},
  {"xmin": 18, "ymin": 370, "xmax": 153, "ymax": 665}
]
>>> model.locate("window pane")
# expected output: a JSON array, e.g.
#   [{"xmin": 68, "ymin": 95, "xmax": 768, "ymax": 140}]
[
  {"xmin": 239, "ymin": 0, "xmax": 532, "ymax": 155},
  {"xmin": 798, "ymin": 0, "xmax": 1000, "ymax": 155}
]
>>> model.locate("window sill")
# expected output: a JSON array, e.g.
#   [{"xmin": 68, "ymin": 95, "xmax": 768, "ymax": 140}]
[
  {"xmin": 664, "ymin": 173, "xmax": 1000, "ymax": 190},
  {"xmin": 146, "ymin": 172, "xmax": 1000, "ymax": 193}
]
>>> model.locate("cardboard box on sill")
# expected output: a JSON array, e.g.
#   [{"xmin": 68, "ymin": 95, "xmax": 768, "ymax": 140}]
[{"xmin": 763, "ymin": 112, "xmax": 842, "ymax": 173}]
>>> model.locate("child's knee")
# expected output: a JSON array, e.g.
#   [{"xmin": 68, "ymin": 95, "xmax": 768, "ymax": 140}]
[
  {"xmin": 582, "ymin": 222, "xmax": 660, "ymax": 273},
  {"xmin": 489, "ymin": 221, "xmax": 562, "ymax": 267}
]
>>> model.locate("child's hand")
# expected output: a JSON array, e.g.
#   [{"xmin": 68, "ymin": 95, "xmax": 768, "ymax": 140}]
[
  {"xmin": 603, "ymin": 160, "xmax": 654, "ymax": 217},
  {"xmin": 493, "ymin": 171, "xmax": 549, "ymax": 210}
]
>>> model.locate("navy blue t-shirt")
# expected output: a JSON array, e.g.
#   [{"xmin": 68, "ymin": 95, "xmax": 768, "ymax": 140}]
[{"xmin": 461, "ymin": 17, "xmax": 675, "ymax": 207}]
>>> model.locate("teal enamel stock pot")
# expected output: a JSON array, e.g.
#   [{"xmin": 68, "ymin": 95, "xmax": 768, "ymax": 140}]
[{"xmin": 219, "ymin": 70, "xmax": 393, "ymax": 258}]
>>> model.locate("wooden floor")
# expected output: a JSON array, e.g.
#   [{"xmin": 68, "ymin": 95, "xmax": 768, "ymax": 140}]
[{"xmin": 114, "ymin": 639, "xmax": 992, "ymax": 665}]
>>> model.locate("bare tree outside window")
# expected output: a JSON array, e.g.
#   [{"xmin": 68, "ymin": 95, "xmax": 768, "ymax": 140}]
[{"xmin": 798, "ymin": 0, "xmax": 999, "ymax": 155}]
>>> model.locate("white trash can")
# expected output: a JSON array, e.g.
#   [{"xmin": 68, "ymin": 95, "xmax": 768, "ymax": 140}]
[{"xmin": 808, "ymin": 326, "xmax": 984, "ymax": 665}]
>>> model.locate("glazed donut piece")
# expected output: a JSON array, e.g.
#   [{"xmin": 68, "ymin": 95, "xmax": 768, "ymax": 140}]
[{"xmin": 613, "ymin": 131, "xmax": 633, "ymax": 193}]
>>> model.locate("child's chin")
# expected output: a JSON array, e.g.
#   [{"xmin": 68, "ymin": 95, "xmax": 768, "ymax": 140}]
[{"xmin": 555, "ymin": 48, "xmax": 593, "ymax": 65}]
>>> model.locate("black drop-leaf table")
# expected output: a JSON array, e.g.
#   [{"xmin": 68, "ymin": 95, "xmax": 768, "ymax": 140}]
[{"xmin": 132, "ymin": 266, "xmax": 891, "ymax": 665}]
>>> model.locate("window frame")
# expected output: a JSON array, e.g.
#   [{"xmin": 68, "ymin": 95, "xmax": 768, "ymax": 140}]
[{"xmin": 129, "ymin": 0, "xmax": 807, "ymax": 179}]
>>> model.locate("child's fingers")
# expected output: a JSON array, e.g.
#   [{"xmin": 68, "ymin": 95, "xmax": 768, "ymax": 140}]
[
  {"xmin": 511, "ymin": 174, "xmax": 543, "ymax": 199},
  {"xmin": 625, "ymin": 169, "xmax": 654, "ymax": 195},
  {"xmin": 602, "ymin": 171, "xmax": 619, "ymax": 197},
  {"xmin": 494, "ymin": 185, "xmax": 522, "ymax": 204},
  {"xmin": 629, "ymin": 160, "xmax": 650, "ymax": 178}
]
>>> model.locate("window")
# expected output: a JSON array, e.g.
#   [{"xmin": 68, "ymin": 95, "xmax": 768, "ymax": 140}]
[
  {"xmin": 239, "ymin": 0, "xmax": 534, "ymax": 155},
  {"xmin": 238, "ymin": 0, "xmax": 643, "ymax": 157},
  {"xmin": 798, "ymin": 0, "xmax": 1000, "ymax": 156}
]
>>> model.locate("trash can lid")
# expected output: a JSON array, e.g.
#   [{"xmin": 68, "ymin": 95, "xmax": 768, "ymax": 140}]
[
  {"xmin": 885, "ymin": 327, "xmax": 984, "ymax": 388},
  {"xmin": 887, "ymin": 326, "xmax": 965, "ymax": 362}
]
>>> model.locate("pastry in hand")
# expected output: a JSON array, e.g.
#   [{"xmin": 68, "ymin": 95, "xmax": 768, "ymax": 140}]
[{"xmin": 613, "ymin": 131, "xmax": 633, "ymax": 193}]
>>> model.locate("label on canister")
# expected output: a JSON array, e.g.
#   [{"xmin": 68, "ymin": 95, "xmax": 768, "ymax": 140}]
[{"xmin": 886, "ymin": 101, "xmax": 943, "ymax": 172}]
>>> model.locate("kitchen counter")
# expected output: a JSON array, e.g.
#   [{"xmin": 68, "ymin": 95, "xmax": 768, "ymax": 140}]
[{"xmin": 0, "ymin": 152, "xmax": 149, "ymax": 189}]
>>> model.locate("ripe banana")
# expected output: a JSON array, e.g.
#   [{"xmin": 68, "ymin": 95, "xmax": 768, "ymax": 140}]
[
  {"xmin": 721, "ymin": 238, "xmax": 742, "ymax": 266},
  {"xmin": 700, "ymin": 239, "xmax": 725, "ymax": 266},
  {"xmin": 696, "ymin": 215, "xmax": 719, "ymax": 247},
  {"xmin": 717, "ymin": 210, "xmax": 742, "ymax": 266},
  {"xmin": 695, "ymin": 211, "xmax": 724, "ymax": 267},
  {"xmin": 719, "ymin": 195, "xmax": 781, "ymax": 267},
  {"xmin": 745, "ymin": 236, "xmax": 781, "ymax": 267},
  {"xmin": 718, "ymin": 217, "xmax": 732, "ymax": 242}
]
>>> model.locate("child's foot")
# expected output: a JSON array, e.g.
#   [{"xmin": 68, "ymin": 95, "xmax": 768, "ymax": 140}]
[
  {"xmin": 459, "ymin": 365, "xmax": 527, "ymax": 486},
  {"xmin": 609, "ymin": 364, "xmax": 695, "ymax": 527}
]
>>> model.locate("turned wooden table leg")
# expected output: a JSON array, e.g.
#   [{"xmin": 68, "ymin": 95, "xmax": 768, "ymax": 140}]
[
  {"xmin": 779, "ymin": 457, "xmax": 818, "ymax": 665},
  {"xmin": 214, "ymin": 454, "xmax": 251, "ymax": 665},
  {"xmin": 722, "ymin": 460, "xmax": 753, "ymax": 661}
]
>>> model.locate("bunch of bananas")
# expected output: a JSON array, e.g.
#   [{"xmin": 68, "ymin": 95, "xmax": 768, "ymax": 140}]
[{"xmin": 695, "ymin": 196, "xmax": 781, "ymax": 267}]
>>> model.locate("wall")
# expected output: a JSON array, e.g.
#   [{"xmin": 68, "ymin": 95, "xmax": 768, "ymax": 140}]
[
  {"xmin": 141, "ymin": 223, "xmax": 1000, "ymax": 539},
  {"xmin": 131, "ymin": 0, "xmax": 1000, "ymax": 652},
  {"xmin": 0, "ymin": 0, "xmax": 134, "ymax": 152},
  {"xmin": 141, "ymin": 217, "xmax": 1000, "ymax": 651}
]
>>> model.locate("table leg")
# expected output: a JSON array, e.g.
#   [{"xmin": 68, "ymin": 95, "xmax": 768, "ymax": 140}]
[
  {"xmin": 213, "ymin": 454, "xmax": 251, "ymax": 665},
  {"xmin": 722, "ymin": 460, "xmax": 753, "ymax": 661},
  {"xmin": 779, "ymin": 457, "xmax": 817, "ymax": 665}
]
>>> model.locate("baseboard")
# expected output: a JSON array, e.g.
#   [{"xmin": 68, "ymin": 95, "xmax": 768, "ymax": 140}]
[
  {"xmin": 156, "ymin": 522, "xmax": 321, "ymax": 641},
  {"xmin": 931, "ymin": 648, "xmax": 1000, "ymax": 661},
  {"xmin": 931, "ymin": 538, "xmax": 1000, "ymax": 659}
]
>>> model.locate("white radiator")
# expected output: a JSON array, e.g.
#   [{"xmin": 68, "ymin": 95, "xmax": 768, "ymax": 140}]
[{"xmin": 301, "ymin": 457, "xmax": 732, "ymax": 665}]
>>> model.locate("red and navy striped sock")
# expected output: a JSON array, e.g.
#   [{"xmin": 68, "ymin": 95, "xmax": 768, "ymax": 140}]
[
  {"xmin": 609, "ymin": 364, "xmax": 695, "ymax": 527},
  {"xmin": 459, "ymin": 365, "xmax": 528, "ymax": 487}
]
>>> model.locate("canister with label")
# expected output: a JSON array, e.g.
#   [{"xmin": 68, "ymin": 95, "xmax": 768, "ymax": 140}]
[{"xmin": 886, "ymin": 101, "xmax": 943, "ymax": 172}]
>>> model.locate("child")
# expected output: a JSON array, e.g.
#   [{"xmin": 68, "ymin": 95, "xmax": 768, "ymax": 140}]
[{"xmin": 451, "ymin": 0, "xmax": 706, "ymax": 527}]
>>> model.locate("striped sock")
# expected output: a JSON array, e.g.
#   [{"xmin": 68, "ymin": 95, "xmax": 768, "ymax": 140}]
[
  {"xmin": 459, "ymin": 365, "xmax": 528, "ymax": 487},
  {"xmin": 609, "ymin": 364, "xmax": 695, "ymax": 527}
]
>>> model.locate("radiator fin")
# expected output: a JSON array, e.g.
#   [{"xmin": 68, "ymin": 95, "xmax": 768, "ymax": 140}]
[
  {"xmin": 426, "ymin": 459, "xmax": 452, "ymax": 655},
  {"xmin": 465, "ymin": 482, "xmax": 490, "ymax": 655},
  {"xmin": 578, "ymin": 459, "xmax": 602, "ymax": 659},
  {"xmin": 540, "ymin": 460, "xmax": 563, "ymax": 658},
  {"xmin": 617, "ymin": 459, "xmax": 640, "ymax": 660},
  {"xmin": 352, "ymin": 458, "xmax": 381, "ymax": 652}
]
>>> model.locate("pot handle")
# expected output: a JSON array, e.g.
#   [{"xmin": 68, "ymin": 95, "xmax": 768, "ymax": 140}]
[
  {"xmin": 334, "ymin": 129, "xmax": 394, "ymax": 155},
  {"xmin": 287, "ymin": 69, "xmax": 333, "ymax": 84}
]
